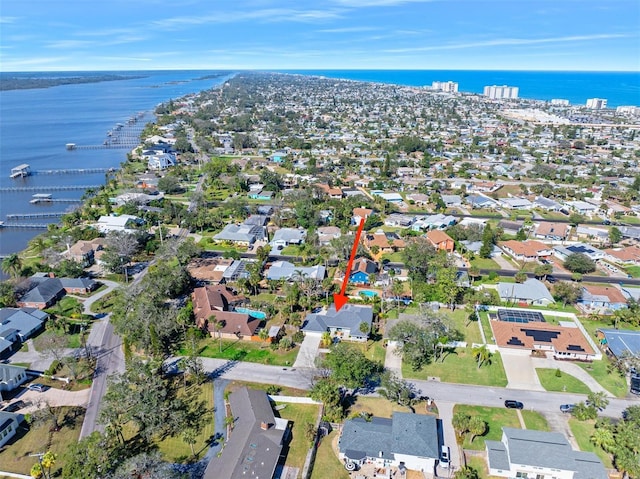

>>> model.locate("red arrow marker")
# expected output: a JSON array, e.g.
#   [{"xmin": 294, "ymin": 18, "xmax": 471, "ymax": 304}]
[{"xmin": 333, "ymin": 217, "xmax": 366, "ymax": 312}]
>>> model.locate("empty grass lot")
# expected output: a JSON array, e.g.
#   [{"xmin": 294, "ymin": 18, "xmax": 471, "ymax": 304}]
[
  {"xmin": 275, "ymin": 402, "xmax": 320, "ymax": 470},
  {"xmin": 536, "ymin": 368, "xmax": 592, "ymax": 394},
  {"xmin": 310, "ymin": 431, "xmax": 349, "ymax": 479},
  {"xmin": 453, "ymin": 405, "xmax": 521, "ymax": 450},
  {"xmin": 349, "ymin": 396, "xmax": 415, "ymax": 419},
  {"xmin": 568, "ymin": 419, "xmax": 613, "ymax": 468},
  {"xmin": 0, "ymin": 407, "xmax": 85, "ymax": 475},
  {"xmin": 521, "ymin": 410, "xmax": 551, "ymax": 431},
  {"xmin": 402, "ymin": 348, "xmax": 508, "ymax": 387},
  {"xmin": 184, "ymin": 338, "xmax": 300, "ymax": 367}
]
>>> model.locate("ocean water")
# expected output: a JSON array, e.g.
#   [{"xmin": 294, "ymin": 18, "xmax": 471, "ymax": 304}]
[
  {"xmin": 1, "ymin": 69, "xmax": 638, "ymax": 263},
  {"xmin": 280, "ymin": 70, "xmax": 640, "ymax": 107},
  {"xmin": 0, "ymin": 71, "xmax": 233, "ymax": 262}
]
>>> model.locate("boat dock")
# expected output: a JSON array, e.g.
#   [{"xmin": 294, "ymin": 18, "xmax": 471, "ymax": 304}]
[
  {"xmin": 29, "ymin": 194, "xmax": 83, "ymax": 204},
  {"xmin": 0, "ymin": 222, "xmax": 49, "ymax": 229},
  {"xmin": 0, "ymin": 185, "xmax": 101, "ymax": 193},
  {"xmin": 10, "ymin": 164, "xmax": 31, "ymax": 178},
  {"xmin": 32, "ymin": 167, "xmax": 118, "ymax": 175},
  {"xmin": 6, "ymin": 212, "xmax": 66, "ymax": 220}
]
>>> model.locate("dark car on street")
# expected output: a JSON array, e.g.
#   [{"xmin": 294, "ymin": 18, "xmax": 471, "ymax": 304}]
[
  {"xmin": 560, "ymin": 404, "xmax": 575, "ymax": 413},
  {"xmin": 505, "ymin": 400, "xmax": 524, "ymax": 409}
]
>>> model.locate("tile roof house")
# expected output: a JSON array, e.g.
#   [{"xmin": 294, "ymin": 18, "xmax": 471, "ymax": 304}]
[
  {"xmin": 579, "ymin": 285, "xmax": 628, "ymax": 313},
  {"xmin": 338, "ymin": 413, "xmax": 439, "ymax": 472},
  {"xmin": 192, "ymin": 286, "xmax": 260, "ymax": 339},
  {"xmin": 316, "ymin": 226, "xmax": 341, "ymax": 246},
  {"xmin": 426, "ymin": 230, "xmax": 455, "ymax": 253},
  {"xmin": 302, "ymin": 304, "xmax": 373, "ymax": 341},
  {"xmin": 496, "ymin": 279, "xmax": 555, "ymax": 306},
  {"xmin": 605, "ymin": 245, "xmax": 640, "ymax": 265},
  {"xmin": 500, "ymin": 240, "xmax": 552, "ymax": 262},
  {"xmin": 349, "ymin": 258, "xmax": 378, "ymax": 284},
  {"xmin": 486, "ymin": 428, "xmax": 607, "ymax": 479},
  {"xmin": 491, "ymin": 317, "xmax": 597, "ymax": 361},
  {"xmin": 365, "ymin": 231, "xmax": 405, "ymax": 253},
  {"xmin": 534, "ymin": 222, "xmax": 569, "ymax": 241},
  {"xmin": 0, "ymin": 308, "xmax": 48, "ymax": 356},
  {"xmin": 203, "ymin": 387, "xmax": 288, "ymax": 479},
  {"xmin": 64, "ymin": 238, "xmax": 106, "ymax": 267},
  {"xmin": 352, "ymin": 207, "xmax": 374, "ymax": 225}
]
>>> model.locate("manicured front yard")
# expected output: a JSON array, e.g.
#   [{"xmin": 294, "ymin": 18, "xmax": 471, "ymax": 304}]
[
  {"xmin": 536, "ymin": 368, "xmax": 592, "ymax": 394},
  {"xmin": 568, "ymin": 418, "xmax": 613, "ymax": 468},
  {"xmin": 310, "ymin": 431, "xmax": 349, "ymax": 479},
  {"xmin": 440, "ymin": 308, "xmax": 483, "ymax": 345},
  {"xmin": 402, "ymin": 348, "xmax": 508, "ymax": 387},
  {"xmin": 521, "ymin": 410, "xmax": 550, "ymax": 431},
  {"xmin": 0, "ymin": 407, "xmax": 85, "ymax": 475},
  {"xmin": 625, "ymin": 265, "xmax": 640, "ymax": 278},
  {"xmin": 453, "ymin": 405, "xmax": 521, "ymax": 450},
  {"xmin": 577, "ymin": 359, "xmax": 629, "ymax": 398},
  {"xmin": 275, "ymin": 402, "xmax": 320, "ymax": 469},
  {"xmin": 187, "ymin": 338, "xmax": 300, "ymax": 367},
  {"xmin": 470, "ymin": 257, "xmax": 501, "ymax": 270}
]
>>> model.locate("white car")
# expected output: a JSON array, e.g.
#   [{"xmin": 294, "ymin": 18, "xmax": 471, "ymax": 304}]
[{"xmin": 440, "ymin": 445, "xmax": 451, "ymax": 469}]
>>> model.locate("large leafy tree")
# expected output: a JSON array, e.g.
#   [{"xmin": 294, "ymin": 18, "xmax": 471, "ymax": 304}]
[
  {"xmin": 563, "ymin": 253, "xmax": 596, "ymax": 274},
  {"xmin": 321, "ymin": 343, "xmax": 382, "ymax": 391},
  {"xmin": 378, "ymin": 371, "xmax": 421, "ymax": 409},
  {"xmin": 552, "ymin": 281, "xmax": 582, "ymax": 307}
]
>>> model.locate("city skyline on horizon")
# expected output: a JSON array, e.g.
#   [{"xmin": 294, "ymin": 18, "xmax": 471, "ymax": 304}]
[{"xmin": 1, "ymin": 0, "xmax": 639, "ymax": 72}]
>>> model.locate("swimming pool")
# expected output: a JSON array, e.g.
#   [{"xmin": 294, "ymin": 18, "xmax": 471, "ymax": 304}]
[
  {"xmin": 234, "ymin": 307, "xmax": 267, "ymax": 319},
  {"xmin": 359, "ymin": 290, "xmax": 379, "ymax": 298}
]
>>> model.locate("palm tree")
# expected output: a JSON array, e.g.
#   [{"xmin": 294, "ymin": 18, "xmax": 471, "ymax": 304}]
[
  {"xmin": 472, "ymin": 345, "xmax": 492, "ymax": 369},
  {"xmin": 1, "ymin": 253, "xmax": 22, "ymax": 278},
  {"xmin": 590, "ymin": 426, "xmax": 615, "ymax": 452},
  {"xmin": 182, "ymin": 428, "xmax": 198, "ymax": 458}
]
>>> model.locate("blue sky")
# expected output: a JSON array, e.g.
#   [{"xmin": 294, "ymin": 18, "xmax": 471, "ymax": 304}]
[{"xmin": 1, "ymin": 0, "xmax": 639, "ymax": 71}]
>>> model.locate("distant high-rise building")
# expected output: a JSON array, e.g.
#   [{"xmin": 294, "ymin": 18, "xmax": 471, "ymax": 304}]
[
  {"xmin": 550, "ymin": 99, "xmax": 570, "ymax": 106},
  {"xmin": 431, "ymin": 81, "xmax": 458, "ymax": 93},
  {"xmin": 616, "ymin": 105, "xmax": 640, "ymax": 115},
  {"xmin": 586, "ymin": 98, "xmax": 607, "ymax": 109},
  {"xmin": 483, "ymin": 85, "xmax": 519, "ymax": 99}
]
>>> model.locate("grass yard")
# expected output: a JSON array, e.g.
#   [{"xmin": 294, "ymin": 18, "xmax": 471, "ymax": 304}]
[
  {"xmin": 478, "ymin": 312, "xmax": 495, "ymax": 344},
  {"xmin": 310, "ymin": 431, "xmax": 349, "ymax": 479},
  {"xmin": 189, "ymin": 338, "xmax": 300, "ymax": 367},
  {"xmin": 577, "ymin": 360, "xmax": 629, "ymax": 398},
  {"xmin": 454, "ymin": 405, "xmax": 521, "ymax": 450},
  {"xmin": 625, "ymin": 266, "xmax": 640, "ymax": 278},
  {"xmin": 228, "ymin": 380, "xmax": 308, "ymax": 397},
  {"xmin": 440, "ymin": 308, "xmax": 483, "ymax": 345},
  {"xmin": 349, "ymin": 396, "xmax": 415, "ymax": 419},
  {"xmin": 33, "ymin": 328, "xmax": 82, "ymax": 350},
  {"xmin": 341, "ymin": 340, "xmax": 387, "ymax": 365},
  {"xmin": 275, "ymin": 402, "xmax": 320, "ymax": 470},
  {"xmin": 521, "ymin": 410, "xmax": 550, "ymax": 431},
  {"xmin": 568, "ymin": 419, "xmax": 613, "ymax": 468},
  {"xmin": 0, "ymin": 407, "xmax": 85, "ymax": 476},
  {"xmin": 469, "ymin": 257, "xmax": 501, "ymax": 270},
  {"xmin": 466, "ymin": 456, "xmax": 489, "ymax": 479},
  {"xmin": 402, "ymin": 348, "xmax": 508, "ymax": 387},
  {"xmin": 89, "ymin": 291, "xmax": 117, "ymax": 314},
  {"xmin": 536, "ymin": 368, "xmax": 591, "ymax": 394}
]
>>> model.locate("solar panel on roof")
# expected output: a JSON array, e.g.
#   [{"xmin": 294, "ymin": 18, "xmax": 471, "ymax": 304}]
[
  {"xmin": 567, "ymin": 344, "xmax": 585, "ymax": 351},
  {"xmin": 522, "ymin": 328, "xmax": 560, "ymax": 343},
  {"xmin": 497, "ymin": 309, "xmax": 545, "ymax": 323},
  {"xmin": 507, "ymin": 336, "xmax": 525, "ymax": 346}
]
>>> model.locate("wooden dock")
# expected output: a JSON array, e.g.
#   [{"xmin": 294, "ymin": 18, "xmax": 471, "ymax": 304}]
[
  {"xmin": 6, "ymin": 212, "xmax": 66, "ymax": 220},
  {"xmin": 33, "ymin": 167, "xmax": 118, "ymax": 175},
  {"xmin": 0, "ymin": 185, "xmax": 101, "ymax": 193},
  {"xmin": 0, "ymin": 223, "xmax": 49, "ymax": 229}
]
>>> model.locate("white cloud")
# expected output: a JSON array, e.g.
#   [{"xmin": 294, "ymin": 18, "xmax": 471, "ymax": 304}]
[
  {"xmin": 332, "ymin": 0, "xmax": 434, "ymax": 6},
  {"xmin": 384, "ymin": 33, "xmax": 634, "ymax": 53},
  {"xmin": 317, "ymin": 26, "xmax": 377, "ymax": 33},
  {"xmin": 0, "ymin": 16, "xmax": 20, "ymax": 24}
]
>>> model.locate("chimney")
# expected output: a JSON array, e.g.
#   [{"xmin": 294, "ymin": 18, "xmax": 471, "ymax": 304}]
[{"xmin": 260, "ymin": 421, "xmax": 270, "ymax": 430}]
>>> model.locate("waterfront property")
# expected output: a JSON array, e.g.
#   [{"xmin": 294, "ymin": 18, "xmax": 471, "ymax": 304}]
[{"xmin": 486, "ymin": 428, "xmax": 607, "ymax": 479}]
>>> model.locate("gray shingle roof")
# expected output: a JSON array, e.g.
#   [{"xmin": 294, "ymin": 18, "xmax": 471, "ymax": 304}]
[
  {"xmin": 598, "ymin": 328, "xmax": 640, "ymax": 358},
  {"xmin": 339, "ymin": 413, "xmax": 439, "ymax": 463},
  {"xmin": 497, "ymin": 279, "xmax": 554, "ymax": 303},
  {"xmin": 265, "ymin": 261, "xmax": 325, "ymax": 281},
  {"xmin": 214, "ymin": 224, "xmax": 265, "ymax": 243},
  {"xmin": 302, "ymin": 304, "xmax": 373, "ymax": 337},
  {"xmin": 485, "ymin": 440, "xmax": 510, "ymax": 471}
]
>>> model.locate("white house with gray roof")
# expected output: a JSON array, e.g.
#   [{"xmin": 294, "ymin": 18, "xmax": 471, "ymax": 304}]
[
  {"xmin": 338, "ymin": 413, "xmax": 439, "ymax": 472},
  {"xmin": 496, "ymin": 279, "xmax": 555, "ymax": 306},
  {"xmin": 265, "ymin": 261, "xmax": 325, "ymax": 281},
  {"xmin": 0, "ymin": 364, "xmax": 29, "ymax": 393},
  {"xmin": 302, "ymin": 304, "xmax": 373, "ymax": 341},
  {"xmin": 0, "ymin": 411, "xmax": 23, "ymax": 448},
  {"xmin": 270, "ymin": 227, "xmax": 306, "ymax": 251},
  {"xmin": 486, "ymin": 428, "xmax": 607, "ymax": 479}
]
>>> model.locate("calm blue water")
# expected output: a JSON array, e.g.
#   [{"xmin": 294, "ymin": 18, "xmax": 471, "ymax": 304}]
[
  {"xmin": 234, "ymin": 307, "xmax": 267, "ymax": 319},
  {"xmin": 280, "ymin": 70, "xmax": 640, "ymax": 107},
  {"xmin": 1, "ymin": 69, "xmax": 638, "ymax": 261},
  {"xmin": 0, "ymin": 71, "xmax": 233, "ymax": 259}
]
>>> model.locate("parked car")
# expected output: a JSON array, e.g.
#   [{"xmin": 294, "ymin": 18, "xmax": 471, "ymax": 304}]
[
  {"xmin": 27, "ymin": 383, "xmax": 47, "ymax": 392},
  {"xmin": 560, "ymin": 404, "xmax": 575, "ymax": 413},
  {"xmin": 546, "ymin": 275, "xmax": 557, "ymax": 284},
  {"xmin": 440, "ymin": 445, "xmax": 451, "ymax": 469},
  {"xmin": 2, "ymin": 400, "xmax": 26, "ymax": 412},
  {"xmin": 504, "ymin": 400, "xmax": 524, "ymax": 409}
]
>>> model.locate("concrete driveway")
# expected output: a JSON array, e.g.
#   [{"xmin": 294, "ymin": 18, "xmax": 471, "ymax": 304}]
[
  {"xmin": 384, "ymin": 341, "xmax": 403, "ymax": 378},
  {"xmin": 6, "ymin": 386, "xmax": 90, "ymax": 414},
  {"xmin": 293, "ymin": 334, "xmax": 322, "ymax": 369},
  {"xmin": 501, "ymin": 351, "xmax": 545, "ymax": 391},
  {"xmin": 437, "ymin": 401, "xmax": 460, "ymax": 473}
]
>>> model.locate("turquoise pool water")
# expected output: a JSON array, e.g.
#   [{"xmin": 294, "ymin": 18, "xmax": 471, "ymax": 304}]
[
  {"xmin": 359, "ymin": 290, "xmax": 379, "ymax": 298},
  {"xmin": 235, "ymin": 307, "xmax": 267, "ymax": 319}
]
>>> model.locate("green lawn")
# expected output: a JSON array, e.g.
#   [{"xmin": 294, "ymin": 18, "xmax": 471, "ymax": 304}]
[
  {"xmin": 453, "ymin": 405, "xmax": 521, "ymax": 450},
  {"xmin": 188, "ymin": 338, "xmax": 300, "ymax": 367},
  {"xmin": 466, "ymin": 456, "xmax": 489, "ymax": 479},
  {"xmin": 350, "ymin": 396, "xmax": 415, "ymax": 419},
  {"xmin": 568, "ymin": 419, "xmax": 613, "ymax": 468},
  {"xmin": 440, "ymin": 309, "xmax": 483, "ymax": 345},
  {"xmin": 577, "ymin": 360, "xmax": 629, "ymax": 398},
  {"xmin": 275, "ymin": 402, "xmax": 320, "ymax": 470},
  {"xmin": 536, "ymin": 368, "xmax": 592, "ymax": 394},
  {"xmin": 402, "ymin": 348, "xmax": 508, "ymax": 387},
  {"xmin": 310, "ymin": 431, "xmax": 349, "ymax": 479},
  {"xmin": 478, "ymin": 312, "xmax": 495, "ymax": 344},
  {"xmin": 470, "ymin": 257, "xmax": 501, "ymax": 270},
  {"xmin": 90, "ymin": 291, "xmax": 117, "ymax": 314},
  {"xmin": 0, "ymin": 407, "xmax": 85, "ymax": 476},
  {"xmin": 341, "ymin": 340, "xmax": 387, "ymax": 365},
  {"xmin": 625, "ymin": 266, "xmax": 640, "ymax": 278},
  {"xmin": 521, "ymin": 410, "xmax": 550, "ymax": 431}
]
